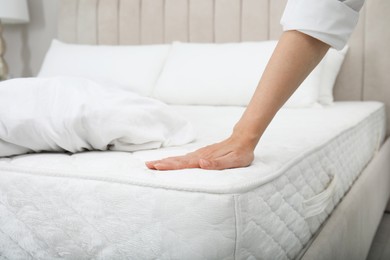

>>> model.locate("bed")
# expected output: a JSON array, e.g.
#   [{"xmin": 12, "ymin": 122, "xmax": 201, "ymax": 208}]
[{"xmin": 1, "ymin": 0, "xmax": 389, "ymax": 259}]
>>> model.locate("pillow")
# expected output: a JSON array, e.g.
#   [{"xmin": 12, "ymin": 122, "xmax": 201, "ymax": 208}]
[
  {"xmin": 0, "ymin": 77, "xmax": 194, "ymax": 157},
  {"xmin": 317, "ymin": 46, "xmax": 349, "ymax": 105},
  {"xmin": 152, "ymin": 41, "xmax": 347, "ymax": 107},
  {"xmin": 38, "ymin": 39, "xmax": 171, "ymax": 96}
]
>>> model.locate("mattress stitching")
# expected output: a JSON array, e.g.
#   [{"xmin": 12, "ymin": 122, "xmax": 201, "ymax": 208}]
[
  {"xmin": 0, "ymin": 250, "xmax": 11, "ymax": 260},
  {"xmin": 313, "ymin": 152, "xmax": 336, "ymax": 215},
  {"xmin": 238, "ymin": 126, "xmax": 378, "ymax": 258},
  {"xmin": 262, "ymin": 182, "xmax": 303, "ymax": 255},
  {"xmin": 25, "ymin": 178, "xmax": 93, "ymax": 258},
  {"xmin": 268, "ymin": 181, "xmax": 305, "ymax": 249},
  {"xmin": 316, "ymin": 158, "xmax": 333, "ymax": 193},
  {"xmin": 233, "ymin": 194, "xmax": 239, "ymax": 260},
  {"xmin": 241, "ymin": 105, "xmax": 385, "ymax": 195},
  {"xmin": 263, "ymin": 204, "xmax": 294, "ymax": 258},
  {"xmin": 0, "ymin": 104, "xmax": 385, "ymax": 195},
  {"xmin": 281, "ymin": 168, "xmax": 318, "ymax": 236},
  {"xmin": 0, "ymin": 227, "xmax": 35, "ymax": 260},
  {"xmin": 240, "ymin": 105, "xmax": 387, "ymax": 193},
  {"xmin": 64, "ymin": 183, "xmax": 131, "ymax": 258},
  {"xmin": 295, "ymin": 119, "xmax": 385, "ymax": 259},
  {"xmin": 249, "ymin": 213, "xmax": 291, "ymax": 260},
  {"xmin": 38, "ymin": 180, "xmax": 128, "ymax": 258},
  {"xmin": 0, "ymin": 199, "xmax": 52, "ymax": 259},
  {"xmin": 237, "ymin": 119, "xmax": 381, "ymax": 258},
  {"xmin": 0, "ymin": 168, "xmax": 238, "ymax": 196},
  {"xmin": 297, "ymin": 159, "xmax": 328, "ymax": 221},
  {"xmin": 304, "ymin": 154, "xmax": 327, "ymax": 196}
]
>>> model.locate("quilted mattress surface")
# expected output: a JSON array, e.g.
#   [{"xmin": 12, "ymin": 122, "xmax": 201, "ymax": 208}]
[{"xmin": 0, "ymin": 102, "xmax": 386, "ymax": 260}]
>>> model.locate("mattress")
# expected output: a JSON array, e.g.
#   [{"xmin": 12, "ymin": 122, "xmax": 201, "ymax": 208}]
[{"xmin": 0, "ymin": 101, "xmax": 386, "ymax": 259}]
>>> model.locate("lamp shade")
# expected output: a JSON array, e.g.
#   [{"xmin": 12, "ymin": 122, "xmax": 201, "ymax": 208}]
[{"xmin": 0, "ymin": 0, "xmax": 29, "ymax": 24}]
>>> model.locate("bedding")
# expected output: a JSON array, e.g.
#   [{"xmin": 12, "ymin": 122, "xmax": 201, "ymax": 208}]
[
  {"xmin": 38, "ymin": 40, "xmax": 347, "ymax": 107},
  {"xmin": 0, "ymin": 101, "xmax": 385, "ymax": 259},
  {"xmin": 38, "ymin": 40, "xmax": 171, "ymax": 96},
  {"xmin": 0, "ymin": 77, "xmax": 194, "ymax": 157},
  {"xmin": 152, "ymin": 41, "xmax": 347, "ymax": 107}
]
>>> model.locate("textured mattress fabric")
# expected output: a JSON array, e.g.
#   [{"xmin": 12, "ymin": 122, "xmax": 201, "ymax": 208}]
[{"xmin": 0, "ymin": 102, "xmax": 386, "ymax": 260}]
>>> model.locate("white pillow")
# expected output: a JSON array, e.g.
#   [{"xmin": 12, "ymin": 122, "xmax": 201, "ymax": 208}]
[
  {"xmin": 318, "ymin": 46, "xmax": 349, "ymax": 105},
  {"xmin": 152, "ymin": 41, "xmax": 347, "ymax": 107},
  {"xmin": 38, "ymin": 39, "xmax": 171, "ymax": 96}
]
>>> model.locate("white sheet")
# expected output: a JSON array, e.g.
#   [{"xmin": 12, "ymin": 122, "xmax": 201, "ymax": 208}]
[
  {"xmin": 0, "ymin": 102, "xmax": 385, "ymax": 259},
  {"xmin": 0, "ymin": 77, "xmax": 194, "ymax": 157}
]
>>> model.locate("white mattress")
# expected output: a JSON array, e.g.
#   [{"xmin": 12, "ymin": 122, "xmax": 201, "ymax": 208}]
[{"xmin": 0, "ymin": 102, "xmax": 385, "ymax": 259}]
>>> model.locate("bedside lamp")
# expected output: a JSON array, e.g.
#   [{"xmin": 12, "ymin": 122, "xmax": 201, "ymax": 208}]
[{"xmin": 0, "ymin": 0, "xmax": 29, "ymax": 80}]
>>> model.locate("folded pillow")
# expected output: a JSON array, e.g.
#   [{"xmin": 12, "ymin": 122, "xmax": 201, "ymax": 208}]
[
  {"xmin": 152, "ymin": 41, "xmax": 347, "ymax": 107},
  {"xmin": 0, "ymin": 77, "xmax": 194, "ymax": 157},
  {"xmin": 38, "ymin": 39, "xmax": 171, "ymax": 96}
]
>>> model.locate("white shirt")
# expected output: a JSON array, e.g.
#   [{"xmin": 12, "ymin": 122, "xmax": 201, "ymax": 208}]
[{"xmin": 281, "ymin": 0, "xmax": 365, "ymax": 50}]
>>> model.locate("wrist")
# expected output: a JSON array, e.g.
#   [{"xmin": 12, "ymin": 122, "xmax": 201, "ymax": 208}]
[{"xmin": 231, "ymin": 123, "xmax": 261, "ymax": 150}]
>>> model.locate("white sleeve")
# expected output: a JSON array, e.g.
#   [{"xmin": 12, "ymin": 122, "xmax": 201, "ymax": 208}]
[{"xmin": 280, "ymin": 0, "xmax": 365, "ymax": 50}]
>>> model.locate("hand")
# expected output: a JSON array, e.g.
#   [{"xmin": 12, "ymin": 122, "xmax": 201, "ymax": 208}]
[{"xmin": 145, "ymin": 135, "xmax": 255, "ymax": 171}]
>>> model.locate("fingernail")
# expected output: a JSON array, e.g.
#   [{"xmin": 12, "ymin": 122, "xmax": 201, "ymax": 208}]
[
  {"xmin": 154, "ymin": 163, "xmax": 163, "ymax": 170},
  {"xmin": 200, "ymin": 159, "xmax": 211, "ymax": 167}
]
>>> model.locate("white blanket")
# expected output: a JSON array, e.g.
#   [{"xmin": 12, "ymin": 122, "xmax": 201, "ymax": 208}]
[{"xmin": 0, "ymin": 77, "xmax": 194, "ymax": 157}]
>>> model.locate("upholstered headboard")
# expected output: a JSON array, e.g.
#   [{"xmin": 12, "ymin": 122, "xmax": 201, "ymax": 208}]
[{"xmin": 58, "ymin": 0, "xmax": 390, "ymax": 136}]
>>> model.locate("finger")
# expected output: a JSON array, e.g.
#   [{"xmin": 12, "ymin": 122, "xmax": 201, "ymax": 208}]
[
  {"xmin": 199, "ymin": 153, "xmax": 249, "ymax": 170},
  {"xmin": 145, "ymin": 159, "xmax": 167, "ymax": 169},
  {"xmin": 145, "ymin": 156, "xmax": 186, "ymax": 169},
  {"xmin": 152, "ymin": 156, "xmax": 200, "ymax": 171},
  {"xmin": 154, "ymin": 159, "xmax": 199, "ymax": 171},
  {"xmin": 145, "ymin": 161, "xmax": 159, "ymax": 170}
]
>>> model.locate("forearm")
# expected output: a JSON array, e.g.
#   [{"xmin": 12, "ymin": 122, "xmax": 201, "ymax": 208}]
[{"xmin": 233, "ymin": 30, "xmax": 330, "ymax": 149}]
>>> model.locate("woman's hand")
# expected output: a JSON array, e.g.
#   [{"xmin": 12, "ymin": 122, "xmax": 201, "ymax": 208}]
[{"xmin": 145, "ymin": 134, "xmax": 255, "ymax": 171}]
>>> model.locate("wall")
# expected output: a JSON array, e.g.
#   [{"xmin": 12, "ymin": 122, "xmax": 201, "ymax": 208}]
[{"xmin": 3, "ymin": 0, "xmax": 60, "ymax": 78}]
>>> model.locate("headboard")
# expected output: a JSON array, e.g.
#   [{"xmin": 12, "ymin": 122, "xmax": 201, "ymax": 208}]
[{"xmin": 58, "ymin": 0, "xmax": 390, "ymax": 136}]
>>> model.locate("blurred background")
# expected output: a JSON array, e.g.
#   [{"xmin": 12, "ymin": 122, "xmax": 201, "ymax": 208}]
[{"xmin": 3, "ymin": 0, "xmax": 59, "ymax": 78}]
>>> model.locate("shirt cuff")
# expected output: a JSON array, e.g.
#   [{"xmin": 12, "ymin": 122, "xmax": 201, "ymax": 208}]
[{"xmin": 280, "ymin": 0, "xmax": 360, "ymax": 50}]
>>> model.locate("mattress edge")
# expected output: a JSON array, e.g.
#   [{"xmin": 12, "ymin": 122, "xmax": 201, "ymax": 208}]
[{"xmin": 0, "ymin": 103, "xmax": 386, "ymax": 195}]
